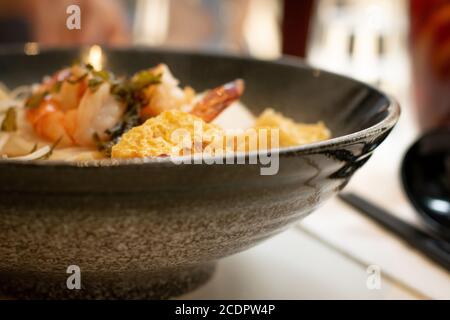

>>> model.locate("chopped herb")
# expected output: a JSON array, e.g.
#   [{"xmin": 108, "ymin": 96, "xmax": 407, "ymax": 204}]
[
  {"xmin": 25, "ymin": 91, "xmax": 48, "ymax": 108},
  {"xmin": 87, "ymin": 70, "xmax": 112, "ymax": 92},
  {"xmin": 105, "ymin": 72, "xmax": 162, "ymax": 144},
  {"xmin": 131, "ymin": 70, "xmax": 162, "ymax": 91},
  {"xmin": 1, "ymin": 107, "xmax": 17, "ymax": 132},
  {"xmin": 93, "ymin": 133, "xmax": 115, "ymax": 157},
  {"xmin": 110, "ymin": 80, "xmax": 133, "ymax": 103},
  {"xmin": 67, "ymin": 73, "xmax": 88, "ymax": 85},
  {"xmin": 92, "ymin": 69, "xmax": 110, "ymax": 81},
  {"xmin": 93, "ymin": 102, "xmax": 141, "ymax": 157},
  {"xmin": 88, "ymin": 78, "xmax": 104, "ymax": 91},
  {"xmin": 108, "ymin": 103, "xmax": 141, "ymax": 138}
]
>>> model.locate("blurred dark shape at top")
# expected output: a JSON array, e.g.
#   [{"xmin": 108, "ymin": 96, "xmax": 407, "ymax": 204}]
[{"xmin": 281, "ymin": 0, "xmax": 315, "ymax": 58}]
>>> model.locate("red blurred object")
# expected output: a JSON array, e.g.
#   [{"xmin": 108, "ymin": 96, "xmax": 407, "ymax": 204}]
[
  {"xmin": 410, "ymin": 0, "xmax": 450, "ymax": 131},
  {"xmin": 282, "ymin": 0, "xmax": 315, "ymax": 58}
]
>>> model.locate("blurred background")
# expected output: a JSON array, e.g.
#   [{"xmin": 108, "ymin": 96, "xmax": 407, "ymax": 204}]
[
  {"xmin": 0, "ymin": 0, "xmax": 449, "ymax": 102},
  {"xmin": 1, "ymin": 0, "xmax": 449, "ymax": 130},
  {"xmin": 0, "ymin": 0, "xmax": 449, "ymax": 299}
]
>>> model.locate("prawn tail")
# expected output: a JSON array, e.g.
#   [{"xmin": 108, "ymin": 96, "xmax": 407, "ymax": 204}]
[{"xmin": 191, "ymin": 79, "xmax": 245, "ymax": 122}]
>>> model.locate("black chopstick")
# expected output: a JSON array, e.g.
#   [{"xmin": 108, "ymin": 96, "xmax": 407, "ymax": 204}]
[{"xmin": 338, "ymin": 193, "xmax": 450, "ymax": 272}]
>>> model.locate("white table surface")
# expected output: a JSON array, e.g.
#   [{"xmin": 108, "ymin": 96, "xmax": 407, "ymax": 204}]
[{"xmin": 182, "ymin": 228, "xmax": 418, "ymax": 300}]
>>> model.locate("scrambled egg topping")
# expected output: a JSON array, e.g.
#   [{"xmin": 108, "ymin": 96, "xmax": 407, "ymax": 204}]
[
  {"xmin": 254, "ymin": 109, "xmax": 330, "ymax": 147},
  {"xmin": 111, "ymin": 110, "xmax": 225, "ymax": 158},
  {"xmin": 111, "ymin": 108, "xmax": 331, "ymax": 159}
]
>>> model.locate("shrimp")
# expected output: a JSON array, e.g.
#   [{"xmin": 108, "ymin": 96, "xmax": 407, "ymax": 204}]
[
  {"xmin": 139, "ymin": 64, "xmax": 195, "ymax": 120},
  {"xmin": 73, "ymin": 82, "xmax": 125, "ymax": 147},
  {"xmin": 26, "ymin": 98, "xmax": 75, "ymax": 147},
  {"xmin": 25, "ymin": 64, "xmax": 90, "ymax": 146},
  {"xmin": 37, "ymin": 64, "xmax": 89, "ymax": 110},
  {"xmin": 190, "ymin": 79, "xmax": 245, "ymax": 122},
  {"xmin": 52, "ymin": 65, "xmax": 88, "ymax": 111},
  {"xmin": 138, "ymin": 64, "xmax": 245, "ymax": 123},
  {"xmin": 26, "ymin": 65, "xmax": 125, "ymax": 148}
]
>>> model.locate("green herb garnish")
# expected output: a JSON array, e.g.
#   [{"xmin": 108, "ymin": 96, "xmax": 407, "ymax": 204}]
[
  {"xmin": 1, "ymin": 107, "xmax": 17, "ymax": 132},
  {"xmin": 88, "ymin": 78, "xmax": 104, "ymax": 91},
  {"xmin": 92, "ymin": 69, "xmax": 110, "ymax": 81},
  {"xmin": 93, "ymin": 133, "xmax": 115, "ymax": 157},
  {"xmin": 67, "ymin": 73, "xmax": 88, "ymax": 85},
  {"xmin": 110, "ymin": 80, "xmax": 132, "ymax": 103},
  {"xmin": 87, "ymin": 70, "xmax": 112, "ymax": 92},
  {"xmin": 131, "ymin": 70, "xmax": 162, "ymax": 91},
  {"xmin": 104, "ymin": 72, "xmax": 161, "ymax": 144},
  {"xmin": 108, "ymin": 102, "xmax": 141, "ymax": 137},
  {"xmin": 89, "ymin": 70, "xmax": 162, "ymax": 154}
]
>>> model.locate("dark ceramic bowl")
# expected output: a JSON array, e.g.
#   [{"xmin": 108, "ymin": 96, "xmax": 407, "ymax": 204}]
[{"xmin": 0, "ymin": 46, "xmax": 400, "ymax": 299}]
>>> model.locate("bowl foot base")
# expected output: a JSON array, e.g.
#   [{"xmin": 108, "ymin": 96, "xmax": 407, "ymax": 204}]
[{"xmin": 0, "ymin": 263, "xmax": 216, "ymax": 299}]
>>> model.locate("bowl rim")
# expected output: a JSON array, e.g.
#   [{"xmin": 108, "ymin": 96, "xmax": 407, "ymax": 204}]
[{"xmin": 0, "ymin": 45, "xmax": 401, "ymax": 168}]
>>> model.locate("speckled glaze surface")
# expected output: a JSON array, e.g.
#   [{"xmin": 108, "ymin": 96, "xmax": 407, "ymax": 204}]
[{"xmin": 0, "ymin": 47, "xmax": 400, "ymax": 299}]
